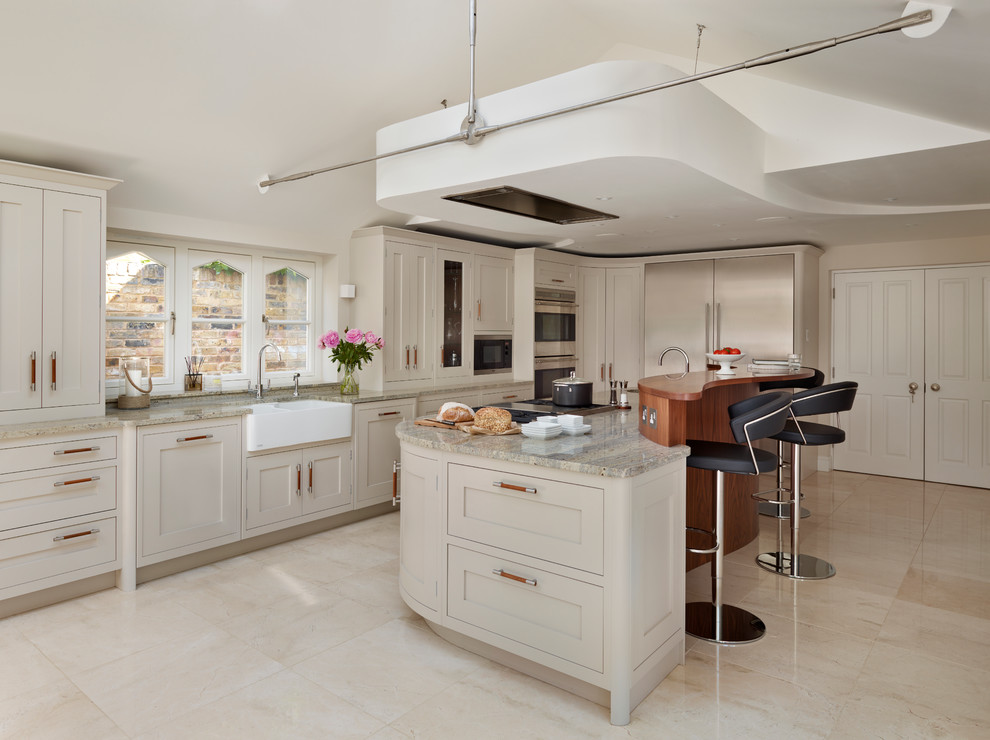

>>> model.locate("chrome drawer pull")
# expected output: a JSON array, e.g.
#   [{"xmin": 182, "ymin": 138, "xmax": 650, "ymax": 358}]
[
  {"xmin": 493, "ymin": 481, "xmax": 536, "ymax": 494},
  {"xmin": 54, "ymin": 446, "xmax": 100, "ymax": 456},
  {"xmin": 176, "ymin": 434, "xmax": 213, "ymax": 443},
  {"xmin": 54, "ymin": 475, "xmax": 101, "ymax": 488},
  {"xmin": 492, "ymin": 568, "xmax": 537, "ymax": 587},
  {"xmin": 53, "ymin": 527, "xmax": 100, "ymax": 542}
]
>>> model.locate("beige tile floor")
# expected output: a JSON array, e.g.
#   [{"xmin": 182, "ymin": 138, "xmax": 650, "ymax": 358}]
[{"xmin": 1, "ymin": 471, "xmax": 987, "ymax": 739}]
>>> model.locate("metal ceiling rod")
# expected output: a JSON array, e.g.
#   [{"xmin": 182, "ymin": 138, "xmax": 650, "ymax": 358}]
[
  {"xmin": 258, "ymin": 8, "xmax": 931, "ymax": 191},
  {"xmin": 462, "ymin": 0, "xmax": 483, "ymax": 143}
]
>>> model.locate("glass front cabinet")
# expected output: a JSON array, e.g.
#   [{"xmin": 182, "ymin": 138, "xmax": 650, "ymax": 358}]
[{"xmin": 436, "ymin": 249, "xmax": 473, "ymax": 380}]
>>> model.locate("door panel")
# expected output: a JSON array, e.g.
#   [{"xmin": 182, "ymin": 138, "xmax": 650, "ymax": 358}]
[
  {"xmin": 833, "ymin": 270, "xmax": 925, "ymax": 478},
  {"xmin": 714, "ymin": 254, "xmax": 794, "ymax": 360},
  {"xmin": 605, "ymin": 266, "xmax": 643, "ymax": 387},
  {"xmin": 924, "ymin": 266, "xmax": 990, "ymax": 487},
  {"xmin": 644, "ymin": 260, "xmax": 713, "ymax": 374},
  {"xmin": 0, "ymin": 184, "xmax": 43, "ymax": 411}
]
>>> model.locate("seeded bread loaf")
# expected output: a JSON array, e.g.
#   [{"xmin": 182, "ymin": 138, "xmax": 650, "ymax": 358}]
[{"xmin": 473, "ymin": 406, "xmax": 512, "ymax": 433}]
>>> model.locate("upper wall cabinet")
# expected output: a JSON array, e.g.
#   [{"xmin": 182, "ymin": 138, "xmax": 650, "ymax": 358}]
[
  {"xmin": 350, "ymin": 227, "xmax": 514, "ymax": 390},
  {"xmin": 0, "ymin": 162, "xmax": 118, "ymax": 423},
  {"xmin": 474, "ymin": 255, "xmax": 514, "ymax": 334},
  {"xmin": 534, "ymin": 257, "xmax": 577, "ymax": 290}
]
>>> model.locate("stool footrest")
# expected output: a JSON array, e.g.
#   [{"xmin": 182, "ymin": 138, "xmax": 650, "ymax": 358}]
[{"xmin": 686, "ymin": 526, "xmax": 718, "ymax": 555}]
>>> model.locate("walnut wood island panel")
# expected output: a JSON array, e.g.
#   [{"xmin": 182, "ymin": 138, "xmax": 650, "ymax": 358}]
[{"xmin": 638, "ymin": 367, "xmax": 813, "ymax": 570}]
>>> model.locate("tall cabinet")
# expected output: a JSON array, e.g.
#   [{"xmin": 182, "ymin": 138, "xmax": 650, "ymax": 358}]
[
  {"xmin": 577, "ymin": 265, "xmax": 643, "ymax": 394},
  {"xmin": 0, "ymin": 162, "xmax": 119, "ymax": 422}
]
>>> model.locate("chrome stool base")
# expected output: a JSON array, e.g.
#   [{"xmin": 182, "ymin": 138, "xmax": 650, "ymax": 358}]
[
  {"xmin": 758, "ymin": 500, "xmax": 811, "ymax": 519},
  {"xmin": 686, "ymin": 601, "xmax": 766, "ymax": 644},
  {"xmin": 756, "ymin": 552, "xmax": 836, "ymax": 580}
]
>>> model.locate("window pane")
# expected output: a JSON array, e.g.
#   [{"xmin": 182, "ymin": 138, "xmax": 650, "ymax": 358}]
[
  {"xmin": 264, "ymin": 268, "xmax": 308, "ymax": 321},
  {"xmin": 106, "ymin": 320, "xmax": 166, "ymax": 380},
  {"xmin": 192, "ymin": 261, "xmax": 243, "ymax": 320},
  {"xmin": 266, "ymin": 323, "xmax": 309, "ymax": 372},
  {"xmin": 106, "ymin": 253, "xmax": 166, "ymax": 316},
  {"xmin": 192, "ymin": 322, "xmax": 242, "ymax": 374},
  {"xmin": 265, "ymin": 267, "xmax": 309, "ymax": 371}
]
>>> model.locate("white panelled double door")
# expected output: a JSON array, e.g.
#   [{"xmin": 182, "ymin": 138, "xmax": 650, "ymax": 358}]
[{"xmin": 833, "ymin": 265, "xmax": 990, "ymax": 487}]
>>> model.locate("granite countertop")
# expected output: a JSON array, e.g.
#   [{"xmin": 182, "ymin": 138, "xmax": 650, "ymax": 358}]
[
  {"xmin": 0, "ymin": 380, "xmax": 532, "ymax": 441},
  {"xmin": 396, "ymin": 411, "xmax": 688, "ymax": 479}
]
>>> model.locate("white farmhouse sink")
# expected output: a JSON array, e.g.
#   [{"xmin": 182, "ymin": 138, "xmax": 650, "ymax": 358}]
[{"xmin": 245, "ymin": 400, "xmax": 353, "ymax": 451}]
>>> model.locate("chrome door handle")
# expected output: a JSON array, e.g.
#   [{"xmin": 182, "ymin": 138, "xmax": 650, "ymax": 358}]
[{"xmin": 930, "ymin": 383, "xmax": 941, "ymax": 392}]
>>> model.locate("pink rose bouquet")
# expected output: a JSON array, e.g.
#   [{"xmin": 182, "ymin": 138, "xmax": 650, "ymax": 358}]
[{"xmin": 319, "ymin": 326, "xmax": 383, "ymax": 372}]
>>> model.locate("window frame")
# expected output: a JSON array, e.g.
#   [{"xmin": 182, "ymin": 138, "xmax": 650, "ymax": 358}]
[
  {"xmin": 260, "ymin": 257, "xmax": 316, "ymax": 378},
  {"xmin": 105, "ymin": 242, "xmax": 176, "ymax": 396},
  {"xmin": 105, "ymin": 239, "xmax": 326, "ymax": 397}
]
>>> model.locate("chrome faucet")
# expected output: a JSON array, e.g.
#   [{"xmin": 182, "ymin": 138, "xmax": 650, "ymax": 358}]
[
  {"xmin": 658, "ymin": 346, "xmax": 690, "ymax": 373},
  {"xmin": 292, "ymin": 372, "xmax": 300, "ymax": 397},
  {"xmin": 256, "ymin": 343, "xmax": 284, "ymax": 399}
]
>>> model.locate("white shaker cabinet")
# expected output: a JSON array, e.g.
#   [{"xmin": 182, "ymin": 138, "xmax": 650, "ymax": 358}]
[
  {"xmin": 578, "ymin": 265, "xmax": 643, "ymax": 394},
  {"xmin": 353, "ymin": 397, "xmax": 416, "ymax": 508},
  {"xmin": 244, "ymin": 441, "xmax": 352, "ymax": 535},
  {"xmin": 396, "ymin": 448, "xmax": 441, "ymax": 615},
  {"xmin": 0, "ymin": 163, "xmax": 117, "ymax": 422},
  {"xmin": 137, "ymin": 419, "xmax": 241, "ymax": 566},
  {"xmin": 474, "ymin": 254, "xmax": 514, "ymax": 333}
]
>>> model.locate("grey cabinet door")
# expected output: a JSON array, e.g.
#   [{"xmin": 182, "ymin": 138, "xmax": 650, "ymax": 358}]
[{"xmin": 644, "ymin": 260, "xmax": 713, "ymax": 374}]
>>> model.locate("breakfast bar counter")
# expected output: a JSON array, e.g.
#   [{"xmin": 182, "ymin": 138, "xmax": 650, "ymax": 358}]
[{"xmin": 638, "ymin": 366, "xmax": 814, "ymax": 569}]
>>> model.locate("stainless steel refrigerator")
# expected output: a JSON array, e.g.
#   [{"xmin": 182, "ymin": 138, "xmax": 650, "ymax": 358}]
[{"xmin": 644, "ymin": 254, "xmax": 795, "ymax": 375}]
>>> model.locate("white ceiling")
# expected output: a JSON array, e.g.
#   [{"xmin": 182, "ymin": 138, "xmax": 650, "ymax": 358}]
[{"xmin": 2, "ymin": 0, "xmax": 988, "ymax": 256}]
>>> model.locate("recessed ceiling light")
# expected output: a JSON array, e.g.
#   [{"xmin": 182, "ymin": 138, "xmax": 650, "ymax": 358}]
[{"xmin": 595, "ymin": 196, "xmax": 613, "ymax": 201}]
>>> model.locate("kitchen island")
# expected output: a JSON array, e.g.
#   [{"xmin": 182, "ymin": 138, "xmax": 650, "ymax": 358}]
[
  {"xmin": 638, "ymin": 366, "xmax": 814, "ymax": 569},
  {"xmin": 395, "ymin": 410, "xmax": 688, "ymax": 726}
]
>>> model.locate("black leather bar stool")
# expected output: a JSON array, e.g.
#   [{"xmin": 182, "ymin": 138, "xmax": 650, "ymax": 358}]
[
  {"xmin": 756, "ymin": 381, "xmax": 858, "ymax": 580},
  {"xmin": 755, "ymin": 368, "xmax": 825, "ymax": 520},
  {"xmin": 685, "ymin": 391, "xmax": 792, "ymax": 645}
]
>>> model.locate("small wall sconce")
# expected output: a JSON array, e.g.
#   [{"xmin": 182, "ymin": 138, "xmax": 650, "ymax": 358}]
[{"xmin": 339, "ymin": 284, "xmax": 356, "ymax": 299}]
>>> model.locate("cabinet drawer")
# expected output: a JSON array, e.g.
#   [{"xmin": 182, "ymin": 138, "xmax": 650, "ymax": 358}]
[
  {"xmin": 0, "ymin": 436, "xmax": 117, "ymax": 474},
  {"xmin": 447, "ymin": 463, "xmax": 604, "ymax": 575},
  {"xmin": 0, "ymin": 465, "xmax": 116, "ymax": 533},
  {"xmin": 447, "ymin": 545, "xmax": 603, "ymax": 672},
  {"xmin": 0, "ymin": 516, "xmax": 116, "ymax": 593}
]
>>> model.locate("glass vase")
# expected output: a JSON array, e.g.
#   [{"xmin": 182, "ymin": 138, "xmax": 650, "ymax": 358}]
[{"xmin": 339, "ymin": 364, "xmax": 359, "ymax": 395}]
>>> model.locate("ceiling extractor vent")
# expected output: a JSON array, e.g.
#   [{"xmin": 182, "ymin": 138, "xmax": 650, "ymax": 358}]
[{"xmin": 442, "ymin": 186, "xmax": 618, "ymax": 225}]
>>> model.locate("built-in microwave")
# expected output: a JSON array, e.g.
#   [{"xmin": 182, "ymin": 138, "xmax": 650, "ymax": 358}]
[
  {"xmin": 474, "ymin": 335, "xmax": 512, "ymax": 375},
  {"xmin": 534, "ymin": 287, "xmax": 577, "ymax": 357}
]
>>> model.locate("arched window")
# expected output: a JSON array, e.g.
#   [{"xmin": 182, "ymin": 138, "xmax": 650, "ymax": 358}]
[
  {"xmin": 105, "ymin": 246, "xmax": 173, "ymax": 382},
  {"xmin": 263, "ymin": 260, "xmax": 313, "ymax": 373},
  {"xmin": 190, "ymin": 252, "xmax": 248, "ymax": 375}
]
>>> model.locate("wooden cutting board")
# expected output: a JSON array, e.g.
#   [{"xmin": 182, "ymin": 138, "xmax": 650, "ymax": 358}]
[{"xmin": 413, "ymin": 417, "xmax": 521, "ymax": 435}]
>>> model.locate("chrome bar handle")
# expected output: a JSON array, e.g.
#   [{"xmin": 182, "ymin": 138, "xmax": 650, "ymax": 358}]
[
  {"xmin": 492, "ymin": 568, "xmax": 537, "ymax": 587},
  {"xmin": 705, "ymin": 303, "xmax": 711, "ymax": 352},
  {"xmin": 392, "ymin": 460, "xmax": 401, "ymax": 506},
  {"xmin": 405, "ymin": 345, "xmax": 410, "ymax": 369},
  {"xmin": 308, "ymin": 461, "xmax": 313, "ymax": 493},
  {"xmin": 413, "ymin": 345, "xmax": 418, "ymax": 369},
  {"xmin": 379, "ymin": 411, "xmax": 401, "ymax": 417},
  {"xmin": 296, "ymin": 463, "xmax": 302, "ymax": 496},
  {"xmin": 30, "ymin": 351, "xmax": 37, "ymax": 391},
  {"xmin": 53, "ymin": 528, "xmax": 100, "ymax": 542},
  {"xmin": 54, "ymin": 475, "xmax": 101, "ymax": 488},
  {"xmin": 176, "ymin": 434, "xmax": 213, "ymax": 443},
  {"xmin": 50, "ymin": 350, "xmax": 57, "ymax": 391},
  {"xmin": 54, "ymin": 446, "xmax": 100, "ymax": 456},
  {"xmin": 493, "ymin": 481, "xmax": 536, "ymax": 494}
]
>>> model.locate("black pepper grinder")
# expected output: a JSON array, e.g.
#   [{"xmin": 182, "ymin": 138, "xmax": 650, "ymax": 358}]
[{"xmin": 609, "ymin": 379, "xmax": 618, "ymax": 406}]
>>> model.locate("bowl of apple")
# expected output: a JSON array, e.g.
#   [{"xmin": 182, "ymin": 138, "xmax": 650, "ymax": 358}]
[{"xmin": 706, "ymin": 347, "xmax": 745, "ymax": 375}]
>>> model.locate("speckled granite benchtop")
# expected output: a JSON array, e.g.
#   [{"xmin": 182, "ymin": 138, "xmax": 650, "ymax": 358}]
[
  {"xmin": 0, "ymin": 381, "xmax": 530, "ymax": 441},
  {"xmin": 396, "ymin": 412, "xmax": 689, "ymax": 479}
]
